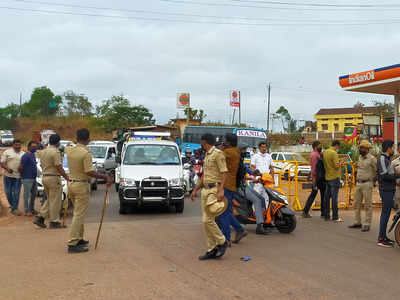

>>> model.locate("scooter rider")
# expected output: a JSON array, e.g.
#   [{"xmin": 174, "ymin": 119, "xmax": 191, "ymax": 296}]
[{"xmin": 182, "ymin": 149, "xmax": 196, "ymax": 184}]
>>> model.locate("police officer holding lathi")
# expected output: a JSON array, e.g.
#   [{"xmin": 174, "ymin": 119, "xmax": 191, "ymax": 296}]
[
  {"xmin": 65, "ymin": 128, "xmax": 112, "ymax": 253},
  {"xmin": 33, "ymin": 134, "xmax": 69, "ymax": 229},
  {"xmin": 191, "ymin": 133, "xmax": 229, "ymax": 260}
]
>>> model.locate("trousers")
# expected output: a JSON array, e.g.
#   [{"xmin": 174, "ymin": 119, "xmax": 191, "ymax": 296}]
[
  {"xmin": 201, "ymin": 187, "xmax": 226, "ymax": 252},
  {"xmin": 22, "ymin": 179, "xmax": 37, "ymax": 213},
  {"xmin": 3, "ymin": 176, "xmax": 22, "ymax": 212},
  {"xmin": 252, "ymin": 183, "xmax": 268, "ymax": 224},
  {"xmin": 378, "ymin": 190, "xmax": 394, "ymax": 240},
  {"xmin": 216, "ymin": 188, "xmax": 244, "ymax": 241},
  {"xmin": 68, "ymin": 182, "xmax": 90, "ymax": 246},
  {"xmin": 324, "ymin": 178, "xmax": 340, "ymax": 220},
  {"xmin": 353, "ymin": 182, "xmax": 373, "ymax": 226},
  {"xmin": 39, "ymin": 176, "xmax": 62, "ymax": 223},
  {"xmin": 303, "ymin": 180, "xmax": 325, "ymax": 215}
]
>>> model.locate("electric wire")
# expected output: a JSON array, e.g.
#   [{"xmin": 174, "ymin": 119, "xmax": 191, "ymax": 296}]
[
  {"xmin": 3, "ymin": 5, "xmax": 400, "ymax": 26},
  {"xmin": 230, "ymin": 0, "xmax": 400, "ymax": 8}
]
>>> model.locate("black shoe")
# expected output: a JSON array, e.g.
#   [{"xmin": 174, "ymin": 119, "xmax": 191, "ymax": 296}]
[
  {"xmin": 361, "ymin": 225, "xmax": 370, "ymax": 232},
  {"xmin": 68, "ymin": 245, "xmax": 89, "ymax": 254},
  {"xmin": 348, "ymin": 224, "xmax": 362, "ymax": 229},
  {"xmin": 215, "ymin": 241, "xmax": 228, "ymax": 258},
  {"xmin": 77, "ymin": 239, "xmax": 89, "ymax": 246},
  {"xmin": 385, "ymin": 237, "xmax": 395, "ymax": 245},
  {"xmin": 325, "ymin": 216, "xmax": 331, "ymax": 221},
  {"xmin": 199, "ymin": 248, "xmax": 217, "ymax": 260},
  {"xmin": 256, "ymin": 224, "xmax": 270, "ymax": 235},
  {"xmin": 33, "ymin": 216, "xmax": 46, "ymax": 228},
  {"xmin": 49, "ymin": 222, "xmax": 67, "ymax": 229},
  {"xmin": 302, "ymin": 211, "xmax": 312, "ymax": 218}
]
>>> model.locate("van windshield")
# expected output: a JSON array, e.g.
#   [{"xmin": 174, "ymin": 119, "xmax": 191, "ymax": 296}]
[
  {"xmin": 88, "ymin": 146, "xmax": 107, "ymax": 159},
  {"xmin": 123, "ymin": 144, "xmax": 180, "ymax": 166}
]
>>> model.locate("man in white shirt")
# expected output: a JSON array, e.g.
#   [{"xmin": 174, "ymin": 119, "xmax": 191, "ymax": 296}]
[
  {"xmin": 251, "ymin": 142, "xmax": 274, "ymax": 177},
  {"xmin": 249, "ymin": 141, "xmax": 275, "ymax": 235},
  {"xmin": 0, "ymin": 140, "xmax": 24, "ymax": 215}
]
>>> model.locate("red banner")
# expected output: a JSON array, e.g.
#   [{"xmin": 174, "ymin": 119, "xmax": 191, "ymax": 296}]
[{"xmin": 230, "ymin": 90, "xmax": 240, "ymax": 108}]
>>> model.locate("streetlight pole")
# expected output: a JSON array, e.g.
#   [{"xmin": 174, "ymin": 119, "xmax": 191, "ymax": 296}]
[{"xmin": 266, "ymin": 83, "xmax": 271, "ymax": 134}]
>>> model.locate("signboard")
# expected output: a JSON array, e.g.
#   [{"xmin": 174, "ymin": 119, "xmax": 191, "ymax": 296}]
[
  {"xmin": 236, "ymin": 129, "xmax": 266, "ymax": 139},
  {"xmin": 230, "ymin": 90, "xmax": 240, "ymax": 108},
  {"xmin": 363, "ymin": 115, "xmax": 380, "ymax": 126},
  {"xmin": 177, "ymin": 93, "xmax": 190, "ymax": 109}
]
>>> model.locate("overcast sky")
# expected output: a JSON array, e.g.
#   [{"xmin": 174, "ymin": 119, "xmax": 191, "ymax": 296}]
[{"xmin": 0, "ymin": 0, "xmax": 398, "ymax": 130}]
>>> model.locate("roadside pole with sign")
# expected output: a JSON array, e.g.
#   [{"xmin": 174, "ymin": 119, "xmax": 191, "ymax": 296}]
[
  {"xmin": 177, "ymin": 93, "xmax": 191, "ymax": 141},
  {"xmin": 230, "ymin": 90, "xmax": 241, "ymax": 124}
]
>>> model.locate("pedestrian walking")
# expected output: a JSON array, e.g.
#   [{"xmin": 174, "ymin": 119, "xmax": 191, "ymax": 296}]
[
  {"xmin": 191, "ymin": 133, "xmax": 229, "ymax": 260},
  {"xmin": 65, "ymin": 128, "xmax": 112, "ymax": 253},
  {"xmin": 0, "ymin": 140, "xmax": 24, "ymax": 215},
  {"xmin": 216, "ymin": 133, "xmax": 247, "ymax": 246},
  {"xmin": 19, "ymin": 141, "xmax": 39, "ymax": 216},
  {"xmin": 303, "ymin": 141, "xmax": 325, "ymax": 218},
  {"xmin": 376, "ymin": 140, "xmax": 399, "ymax": 247},
  {"xmin": 348, "ymin": 140, "xmax": 377, "ymax": 232},
  {"xmin": 33, "ymin": 134, "xmax": 69, "ymax": 229},
  {"xmin": 322, "ymin": 140, "xmax": 343, "ymax": 222},
  {"xmin": 392, "ymin": 142, "xmax": 400, "ymax": 211}
]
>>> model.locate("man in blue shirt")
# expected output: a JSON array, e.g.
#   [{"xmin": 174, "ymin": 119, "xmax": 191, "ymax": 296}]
[{"xmin": 19, "ymin": 141, "xmax": 38, "ymax": 216}]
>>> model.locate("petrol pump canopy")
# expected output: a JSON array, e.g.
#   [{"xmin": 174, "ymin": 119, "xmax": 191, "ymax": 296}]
[{"xmin": 339, "ymin": 64, "xmax": 400, "ymax": 95}]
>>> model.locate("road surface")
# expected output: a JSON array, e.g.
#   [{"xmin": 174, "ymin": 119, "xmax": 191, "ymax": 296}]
[{"xmin": 1, "ymin": 183, "xmax": 400, "ymax": 300}]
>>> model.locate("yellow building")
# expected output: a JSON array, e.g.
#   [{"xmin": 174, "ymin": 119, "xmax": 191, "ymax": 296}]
[{"xmin": 315, "ymin": 107, "xmax": 378, "ymax": 133}]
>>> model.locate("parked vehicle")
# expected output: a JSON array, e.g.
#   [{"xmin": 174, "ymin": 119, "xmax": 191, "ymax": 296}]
[
  {"xmin": 233, "ymin": 179, "xmax": 297, "ymax": 234},
  {"xmin": 270, "ymin": 152, "xmax": 311, "ymax": 180},
  {"xmin": 59, "ymin": 140, "xmax": 75, "ymax": 149},
  {"xmin": 40, "ymin": 130, "xmax": 56, "ymax": 146},
  {"xmin": 88, "ymin": 143, "xmax": 117, "ymax": 183},
  {"xmin": 0, "ymin": 130, "xmax": 14, "ymax": 146},
  {"xmin": 117, "ymin": 139, "xmax": 185, "ymax": 214}
]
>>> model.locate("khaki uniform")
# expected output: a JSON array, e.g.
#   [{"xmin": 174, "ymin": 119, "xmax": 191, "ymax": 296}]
[
  {"xmin": 65, "ymin": 144, "xmax": 94, "ymax": 246},
  {"xmin": 201, "ymin": 146, "xmax": 228, "ymax": 251},
  {"xmin": 354, "ymin": 153, "xmax": 377, "ymax": 226},
  {"xmin": 39, "ymin": 146, "xmax": 62, "ymax": 223}
]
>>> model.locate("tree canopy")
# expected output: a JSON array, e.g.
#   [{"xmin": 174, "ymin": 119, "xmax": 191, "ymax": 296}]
[
  {"xmin": 63, "ymin": 91, "xmax": 93, "ymax": 117},
  {"xmin": 23, "ymin": 86, "xmax": 62, "ymax": 117}
]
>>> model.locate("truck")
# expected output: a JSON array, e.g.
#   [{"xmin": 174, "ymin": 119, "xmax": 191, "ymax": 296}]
[
  {"xmin": 0, "ymin": 130, "xmax": 14, "ymax": 146},
  {"xmin": 116, "ymin": 132, "xmax": 184, "ymax": 214}
]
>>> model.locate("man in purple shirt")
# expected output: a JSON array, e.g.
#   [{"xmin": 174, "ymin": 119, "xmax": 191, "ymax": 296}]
[
  {"xmin": 19, "ymin": 141, "xmax": 38, "ymax": 216},
  {"xmin": 303, "ymin": 141, "xmax": 325, "ymax": 218}
]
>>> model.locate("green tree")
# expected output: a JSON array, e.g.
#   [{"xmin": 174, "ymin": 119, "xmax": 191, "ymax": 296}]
[
  {"xmin": 24, "ymin": 86, "xmax": 62, "ymax": 117},
  {"xmin": 183, "ymin": 107, "xmax": 207, "ymax": 122},
  {"xmin": 373, "ymin": 100, "xmax": 394, "ymax": 119},
  {"xmin": 0, "ymin": 103, "xmax": 20, "ymax": 129},
  {"xmin": 63, "ymin": 90, "xmax": 93, "ymax": 117},
  {"xmin": 95, "ymin": 95, "xmax": 155, "ymax": 131},
  {"xmin": 276, "ymin": 106, "xmax": 291, "ymax": 133}
]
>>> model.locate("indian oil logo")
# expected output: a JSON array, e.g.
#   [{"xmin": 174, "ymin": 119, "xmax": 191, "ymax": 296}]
[{"xmin": 349, "ymin": 71, "xmax": 375, "ymax": 85}]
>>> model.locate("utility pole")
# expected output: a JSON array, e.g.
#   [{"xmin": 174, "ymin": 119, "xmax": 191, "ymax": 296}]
[
  {"xmin": 266, "ymin": 83, "xmax": 271, "ymax": 134},
  {"xmin": 19, "ymin": 92, "xmax": 22, "ymax": 117},
  {"xmin": 238, "ymin": 91, "xmax": 241, "ymax": 125}
]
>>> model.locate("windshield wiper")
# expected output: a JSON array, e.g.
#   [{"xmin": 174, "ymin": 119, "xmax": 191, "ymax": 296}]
[{"xmin": 161, "ymin": 162, "xmax": 180, "ymax": 165}]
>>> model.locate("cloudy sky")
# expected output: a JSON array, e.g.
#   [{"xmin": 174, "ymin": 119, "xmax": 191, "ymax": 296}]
[{"xmin": 0, "ymin": 0, "xmax": 398, "ymax": 131}]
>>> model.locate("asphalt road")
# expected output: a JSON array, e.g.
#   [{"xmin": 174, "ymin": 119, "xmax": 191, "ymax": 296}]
[{"xmin": 2, "ymin": 181, "xmax": 400, "ymax": 299}]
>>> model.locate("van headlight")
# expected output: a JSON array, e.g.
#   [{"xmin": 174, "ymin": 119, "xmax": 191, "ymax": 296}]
[
  {"xmin": 169, "ymin": 178, "xmax": 183, "ymax": 187},
  {"xmin": 120, "ymin": 178, "xmax": 136, "ymax": 186}
]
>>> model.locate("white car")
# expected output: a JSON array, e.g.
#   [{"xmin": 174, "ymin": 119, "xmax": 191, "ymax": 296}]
[
  {"xmin": 89, "ymin": 140, "xmax": 115, "ymax": 146},
  {"xmin": 60, "ymin": 140, "xmax": 75, "ymax": 148},
  {"xmin": 270, "ymin": 152, "xmax": 311, "ymax": 180},
  {"xmin": 88, "ymin": 144, "xmax": 117, "ymax": 182},
  {"xmin": 117, "ymin": 140, "xmax": 185, "ymax": 214}
]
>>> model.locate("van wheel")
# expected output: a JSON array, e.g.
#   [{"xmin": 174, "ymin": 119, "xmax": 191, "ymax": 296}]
[{"xmin": 175, "ymin": 201, "xmax": 184, "ymax": 213}]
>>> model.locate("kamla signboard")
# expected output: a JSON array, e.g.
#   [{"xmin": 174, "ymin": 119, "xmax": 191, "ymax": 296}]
[{"xmin": 236, "ymin": 129, "xmax": 266, "ymax": 139}]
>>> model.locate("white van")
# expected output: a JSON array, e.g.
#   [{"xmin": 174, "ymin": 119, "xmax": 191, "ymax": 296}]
[{"xmin": 117, "ymin": 139, "xmax": 184, "ymax": 214}]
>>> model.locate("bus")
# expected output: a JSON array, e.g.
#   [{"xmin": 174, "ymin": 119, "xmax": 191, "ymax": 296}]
[{"xmin": 181, "ymin": 126, "xmax": 267, "ymax": 153}]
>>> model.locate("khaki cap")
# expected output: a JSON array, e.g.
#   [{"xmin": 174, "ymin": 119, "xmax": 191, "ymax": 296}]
[
  {"xmin": 206, "ymin": 197, "xmax": 228, "ymax": 217},
  {"xmin": 359, "ymin": 140, "xmax": 372, "ymax": 149}
]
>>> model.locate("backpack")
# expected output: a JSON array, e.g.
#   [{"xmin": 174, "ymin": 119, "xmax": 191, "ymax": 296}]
[
  {"xmin": 236, "ymin": 157, "xmax": 247, "ymax": 188},
  {"xmin": 315, "ymin": 158, "xmax": 325, "ymax": 182}
]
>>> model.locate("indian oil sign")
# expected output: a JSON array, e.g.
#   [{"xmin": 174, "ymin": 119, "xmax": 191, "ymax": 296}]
[
  {"xmin": 339, "ymin": 64, "xmax": 400, "ymax": 88},
  {"xmin": 348, "ymin": 71, "xmax": 375, "ymax": 85}
]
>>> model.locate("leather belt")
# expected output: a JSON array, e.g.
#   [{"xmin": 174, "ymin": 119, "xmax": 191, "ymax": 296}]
[
  {"xmin": 70, "ymin": 179, "xmax": 90, "ymax": 183},
  {"xmin": 43, "ymin": 174, "xmax": 59, "ymax": 177},
  {"xmin": 204, "ymin": 183, "xmax": 219, "ymax": 189},
  {"xmin": 357, "ymin": 179, "xmax": 372, "ymax": 183}
]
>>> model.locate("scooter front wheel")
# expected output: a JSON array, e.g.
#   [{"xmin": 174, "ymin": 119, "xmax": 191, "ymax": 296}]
[
  {"xmin": 395, "ymin": 222, "xmax": 400, "ymax": 247},
  {"xmin": 275, "ymin": 214, "xmax": 297, "ymax": 234}
]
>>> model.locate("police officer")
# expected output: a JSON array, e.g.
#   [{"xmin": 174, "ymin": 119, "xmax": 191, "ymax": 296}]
[
  {"xmin": 348, "ymin": 140, "xmax": 377, "ymax": 232},
  {"xmin": 191, "ymin": 133, "xmax": 229, "ymax": 260},
  {"xmin": 33, "ymin": 134, "xmax": 69, "ymax": 229},
  {"xmin": 65, "ymin": 128, "xmax": 112, "ymax": 253}
]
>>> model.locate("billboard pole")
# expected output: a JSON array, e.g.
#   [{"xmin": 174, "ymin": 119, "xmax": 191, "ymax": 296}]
[{"xmin": 239, "ymin": 91, "xmax": 241, "ymax": 125}]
